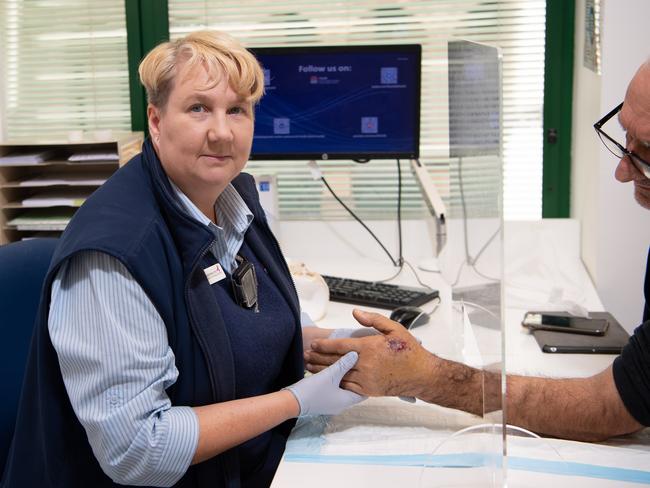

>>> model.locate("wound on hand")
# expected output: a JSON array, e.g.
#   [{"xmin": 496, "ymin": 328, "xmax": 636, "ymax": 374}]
[{"xmin": 387, "ymin": 339, "xmax": 408, "ymax": 352}]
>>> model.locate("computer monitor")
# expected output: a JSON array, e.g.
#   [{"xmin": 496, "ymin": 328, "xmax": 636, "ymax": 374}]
[
  {"xmin": 249, "ymin": 44, "xmax": 421, "ymax": 161},
  {"xmin": 448, "ymin": 40, "xmax": 501, "ymax": 158}
]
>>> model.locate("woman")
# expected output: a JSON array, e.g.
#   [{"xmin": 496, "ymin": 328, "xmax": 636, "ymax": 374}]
[{"xmin": 2, "ymin": 31, "xmax": 363, "ymax": 488}]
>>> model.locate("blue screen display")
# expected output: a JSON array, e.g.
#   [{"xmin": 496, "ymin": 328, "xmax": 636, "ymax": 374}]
[{"xmin": 250, "ymin": 45, "xmax": 421, "ymax": 160}]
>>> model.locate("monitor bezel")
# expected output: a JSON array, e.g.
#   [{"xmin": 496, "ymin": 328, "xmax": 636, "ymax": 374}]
[{"xmin": 248, "ymin": 44, "xmax": 422, "ymax": 161}]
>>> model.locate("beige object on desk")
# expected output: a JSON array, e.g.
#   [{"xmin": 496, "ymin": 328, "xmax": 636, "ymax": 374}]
[{"xmin": 287, "ymin": 260, "xmax": 330, "ymax": 321}]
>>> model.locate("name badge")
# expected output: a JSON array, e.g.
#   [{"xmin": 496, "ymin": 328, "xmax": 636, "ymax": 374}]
[{"xmin": 204, "ymin": 263, "xmax": 226, "ymax": 285}]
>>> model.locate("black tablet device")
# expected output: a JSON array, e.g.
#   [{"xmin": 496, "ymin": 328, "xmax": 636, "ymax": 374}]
[{"xmin": 531, "ymin": 311, "xmax": 630, "ymax": 354}]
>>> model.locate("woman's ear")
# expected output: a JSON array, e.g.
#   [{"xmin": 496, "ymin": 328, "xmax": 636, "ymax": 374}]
[{"xmin": 147, "ymin": 104, "xmax": 162, "ymax": 143}]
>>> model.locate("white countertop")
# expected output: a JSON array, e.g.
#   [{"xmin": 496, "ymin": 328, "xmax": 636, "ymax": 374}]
[{"xmin": 270, "ymin": 219, "xmax": 650, "ymax": 487}]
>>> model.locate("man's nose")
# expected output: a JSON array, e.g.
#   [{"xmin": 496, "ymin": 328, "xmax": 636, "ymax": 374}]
[
  {"xmin": 207, "ymin": 114, "xmax": 234, "ymax": 142},
  {"xmin": 615, "ymin": 156, "xmax": 639, "ymax": 182}
]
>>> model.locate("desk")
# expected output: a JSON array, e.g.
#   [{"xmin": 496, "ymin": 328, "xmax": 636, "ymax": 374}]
[{"xmin": 271, "ymin": 220, "xmax": 650, "ymax": 487}]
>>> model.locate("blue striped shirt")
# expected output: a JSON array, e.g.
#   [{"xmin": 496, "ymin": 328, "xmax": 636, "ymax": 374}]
[
  {"xmin": 48, "ymin": 182, "xmax": 272, "ymax": 486},
  {"xmin": 169, "ymin": 181, "xmax": 252, "ymax": 274}
]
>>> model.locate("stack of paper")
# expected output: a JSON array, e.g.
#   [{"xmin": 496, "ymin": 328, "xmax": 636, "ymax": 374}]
[
  {"xmin": 0, "ymin": 149, "xmax": 56, "ymax": 165},
  {"xmin": 20, "ymin": 189, "xmax": 92, "ymax": 207},
  {"xmin": 67, "ymin": 149, "xmax": 119, "ymax": 163},
  {"xmin": 16, "ymin": 172, "xmax": 111, "ymax": 187},
  {"xmin": 7, "ymin": 208, "xmax": 76, "ymax": 231}
]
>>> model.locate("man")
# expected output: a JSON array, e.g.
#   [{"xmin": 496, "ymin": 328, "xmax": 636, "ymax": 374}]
[{"xmin": 305, "ymin": 61, "xmax": 650, "ymax": 443}]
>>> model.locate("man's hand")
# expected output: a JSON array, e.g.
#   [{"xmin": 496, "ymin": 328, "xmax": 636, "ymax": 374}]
[{"xmin": 304, "ymin": 309, "xmax": 434, "ymax": 398}]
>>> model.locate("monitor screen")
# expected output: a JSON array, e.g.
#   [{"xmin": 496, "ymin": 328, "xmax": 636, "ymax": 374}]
[
  {"xmin": 448, "ymin": 40, "xmax": 501, "ymax": 158},
  {"xmin": 249, "ymin": 44, "xmax": 421, "ymax": 161}
]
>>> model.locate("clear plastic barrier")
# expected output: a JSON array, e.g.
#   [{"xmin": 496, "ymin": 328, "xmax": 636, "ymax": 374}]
[{"xmin": 419, "ymin": 39, "xmax": 506, "ymax": 486}]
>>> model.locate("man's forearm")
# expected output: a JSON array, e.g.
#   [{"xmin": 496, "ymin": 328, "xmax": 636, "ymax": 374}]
[
  {"xmin": 413, "ymin": 356, "xmax": 642, "ymax": 441},
  {"xmin": 506, "ymin": 366, "xmax": 642, "ymax": 441},
  {"xmin": 413, "ymin": 354, "xmax": 500, "ymax": 416}
]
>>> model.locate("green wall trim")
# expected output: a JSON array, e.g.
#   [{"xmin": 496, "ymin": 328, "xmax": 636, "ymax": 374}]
[
  {"xmin": 125, "ymin": 0, "xmax": 170, "ymax": 133},
  {"xmin": 542, "ymin": 0, "xmax": 576, "ymax": 218}
]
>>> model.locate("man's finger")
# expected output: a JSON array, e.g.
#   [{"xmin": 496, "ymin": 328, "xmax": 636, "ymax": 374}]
[
  {"xmin": 340, "ymin": 380, "xmax": 365, "ymax": 396},
  {"xmin": 310, "ymin": 337, "xmax": 358, "ymax": 355},
  {"xmin": 352, "ymin": 309, "xmax": 402, "ymax": 335},
  {"xmin": 340, "ymin": 369, "xmax": 362, "ymax": 384},
  {"xmin": 306, "ymin": 363, "xmax": 328, "ymax": 374},
  {"xmin": 304, "ymin": 350, "xmax": 340, "ymax": 367}
]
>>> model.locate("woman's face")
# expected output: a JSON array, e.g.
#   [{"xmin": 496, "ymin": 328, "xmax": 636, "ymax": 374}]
[{"xmin": 148, "ymin": 62, "xmax": 254, "ymax": 203}]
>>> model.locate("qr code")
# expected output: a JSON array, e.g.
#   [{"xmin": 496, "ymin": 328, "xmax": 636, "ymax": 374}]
[
  {"xmin": 273, "ymin": 118, "xmax": 290, "ymax": 134},
  {"xmin": 380, "ymin": 67, "xmax": 398, "ymax": 84},
  {"xmin": 361, "ymin": 117, "xmax": 378, "ymax": 134}
]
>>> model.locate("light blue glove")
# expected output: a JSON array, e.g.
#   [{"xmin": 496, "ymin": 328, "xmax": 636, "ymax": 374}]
[
  {"xmin": 328, "ymin": 327, "xmax": 379, "ymax": 339},
  {"xmin": 286, "ymin": 351, "xmax": 366, "ymax": 416}
]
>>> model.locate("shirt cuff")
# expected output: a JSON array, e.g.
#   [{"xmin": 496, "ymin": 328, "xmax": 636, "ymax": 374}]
[
  {"xmin": 300, "ymin": 310, "xmax": 316, "ymax": 327},
  {"xmin": 148, "ymin": 406, "xmax": 199, "ymax": 486}
]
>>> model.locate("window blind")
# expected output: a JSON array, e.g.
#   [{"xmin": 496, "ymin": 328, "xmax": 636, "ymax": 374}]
[
  {"xmin": 168, "ymin": 0, "xmax": 545, "ymax": 220},
  {"xmin": 1, "ymin": 0, "xmax": 131, "ymax": 139}
]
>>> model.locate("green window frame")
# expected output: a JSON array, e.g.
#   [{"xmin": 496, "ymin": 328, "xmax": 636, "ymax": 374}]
[
  {"xmin": 542, "ymin": 0, "xmax": 575, "ymax": 217},
  {"xmin": 125, "ymin": 0, "xmax": 170, "ymax": 133}
]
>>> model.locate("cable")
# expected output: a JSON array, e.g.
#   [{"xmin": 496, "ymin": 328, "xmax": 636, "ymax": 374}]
[
  {"xmin": 397, "ymin": 159, "xmax": 404, "ymax": 266},
  {"xmin": 403, "ymin": 259, "xmax": 435, "ymax": 290},
  {"xmin": 451, "ymin": 260, "xmax": 467, "ymax": 287},
  {"xmin": 471, "ymin": 225, "xmax": 500, "ymax": 265},
  {"xmin": 391, "ymin": 159, "xmax": 436, "ymax": 288},
  {"xmin": 425, "ymin": 296, "xmax": 442, "ymax": 316},
  {"xmin": 452, "ymin": 299, "xmax": 499, "ymax": 320},
  {"xmin": 457, "ymin": 156, "xmax": 472, "ymax": 264},
  {"xmin": 318, "ymin": 159, "xmax": 434, "ymax": 290},
  {"xmin": 320, "ymin": 175, "xmax": 399, "ymax": 267},
  {"xmin": 376, "ymin": 263, "xmax": 404, "ymax": 283},
  {"xmin": 471, "ymin": 264, "xmax": 500, "ymax": 282},
  {"xmin": 452, "ymin": 155, "xmax": 501, "ymax": 284},
  {"xmin": 470, "ymin": 226, "xmax": 501, "ymax": 281}
]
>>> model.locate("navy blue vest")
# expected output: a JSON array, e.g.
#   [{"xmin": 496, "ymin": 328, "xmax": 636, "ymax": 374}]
[
  {"xmin": 643, "ymin": 248, "xmax": 650, "ymax": 322},
  {"xmin": 200, "ymin": 240, "xmax": 296, "ymax": 484},
  {"xmin": 1, "ymin": 140, "xmax": 303, "ymax": 488}
]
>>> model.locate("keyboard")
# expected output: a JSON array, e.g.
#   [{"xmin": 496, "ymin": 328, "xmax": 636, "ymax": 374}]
[{"xmin": 322, "ymin": 274, "xmax": 439, "ymax": 310}]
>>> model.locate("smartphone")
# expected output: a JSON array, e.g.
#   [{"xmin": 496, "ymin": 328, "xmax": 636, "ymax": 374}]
[{"xmin": 521, "ymin": 312, "xmax": 609, "ymax": 336}]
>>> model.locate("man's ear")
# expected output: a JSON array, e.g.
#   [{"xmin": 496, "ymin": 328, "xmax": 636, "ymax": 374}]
[{"xmin": 147, "ymin": 104, "xmax": 161, "ymax": 142}]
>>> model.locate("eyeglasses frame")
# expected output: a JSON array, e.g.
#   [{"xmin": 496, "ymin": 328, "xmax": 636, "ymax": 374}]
[{"xmin": 593, "ymin": 101, "xmax": 650, "ymax": 174}]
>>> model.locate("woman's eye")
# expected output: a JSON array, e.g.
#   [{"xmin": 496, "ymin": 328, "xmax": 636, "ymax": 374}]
[
  {"xmin": 190, "ymin": 104, "xmax": 205, "ymax": 113},
  {"xmin": 228, "ymin": 106, "xmax": 246, "ymax": 115}
]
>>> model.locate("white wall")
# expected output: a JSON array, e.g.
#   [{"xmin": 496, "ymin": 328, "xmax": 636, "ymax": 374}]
[
  {"xmin": 573, "ymin": 0, "xmax": 650, "ymax": 331},
  {"xmin": 571, "ymin": 0, "xmax": 601, "ymax": 278},
  {"xmin": 0, "ymin": 24, "xmax": 5, "ymax": 142}
]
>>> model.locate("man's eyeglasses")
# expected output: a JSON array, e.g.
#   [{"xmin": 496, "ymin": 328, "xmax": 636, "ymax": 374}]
[{"xmin": 594, "ymin": 102, "xmax": 650, "ymax": 178}]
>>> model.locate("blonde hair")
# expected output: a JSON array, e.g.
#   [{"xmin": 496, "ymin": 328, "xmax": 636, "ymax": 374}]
[{"xmin": 138, "ymin": 30, "xmax": 264, "ymax": 109}]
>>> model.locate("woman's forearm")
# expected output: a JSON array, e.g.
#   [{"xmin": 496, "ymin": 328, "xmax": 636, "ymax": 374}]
[{"xmin": 191, "ymin": 389, "xmax": 299, "ymax": 464}]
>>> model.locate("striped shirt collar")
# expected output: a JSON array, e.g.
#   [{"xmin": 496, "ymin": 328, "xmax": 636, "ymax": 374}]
[{"xmin": 168, "ymin": 178, "xmax": 253, "ymax": 272}]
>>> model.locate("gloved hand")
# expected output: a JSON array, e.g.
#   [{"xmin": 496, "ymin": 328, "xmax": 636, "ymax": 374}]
[
  {"xmin": 328, "ymin": 327, "xmax": 379, "ymax": 339},
  {"xmin": 286, "ymin": 351, "xmax": 366, "ymax": 416}
]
